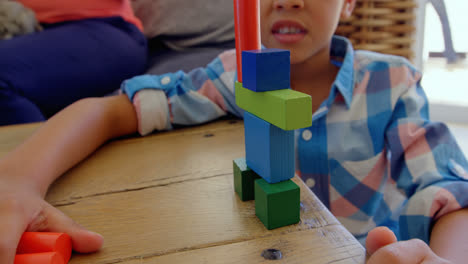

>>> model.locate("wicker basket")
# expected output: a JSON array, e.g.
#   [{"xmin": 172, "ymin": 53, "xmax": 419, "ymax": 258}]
[{"xmin": 336, "ymin": 0, "xmax": 417, "ymax": 60}]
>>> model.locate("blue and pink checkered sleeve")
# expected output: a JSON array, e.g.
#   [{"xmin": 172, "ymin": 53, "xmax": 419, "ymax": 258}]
[
  {"xmin": 121, "ymin": 49, "xmax": 242, "ymax": 135},
  {"xmin": 384, "ymin": 64, "xmax": 468, "ymax": 242}
]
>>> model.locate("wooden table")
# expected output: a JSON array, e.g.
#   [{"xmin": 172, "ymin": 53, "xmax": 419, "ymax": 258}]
[{"xmin": 0, "ymin": 119, "xmax": 365, "ymax": 263}]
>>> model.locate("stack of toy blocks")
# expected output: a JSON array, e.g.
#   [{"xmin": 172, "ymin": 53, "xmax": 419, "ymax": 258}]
[{"xmin": 233, "ymin": 48, "xmax": 312, "ymax": 229}]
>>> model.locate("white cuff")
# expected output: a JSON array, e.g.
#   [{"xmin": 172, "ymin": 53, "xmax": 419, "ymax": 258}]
[{"xmin": 133, "ymin": 89, "xmax": 170, "ymax": 136}]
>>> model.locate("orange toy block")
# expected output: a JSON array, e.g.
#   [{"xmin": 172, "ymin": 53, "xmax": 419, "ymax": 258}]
[
  {"xmin": 14, "ymin": 252, "xmax": 64, "ymax": 264},
  {"xmin": 16, "ymin": 232, "xmax": 72, "ymax": 263},
  {"xmin": 233, "ymin": 0, "xmax": 261, "ymax": 82}
]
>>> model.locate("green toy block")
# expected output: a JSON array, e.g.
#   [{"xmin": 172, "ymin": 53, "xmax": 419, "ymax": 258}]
[
  {"xmin": 255, "ymin": 179, "xmax": 300, "ymax": 230},
  {"xmin": 235, "ymin": 81, "xmax": 312, "ymax": 131},
  {"xmin": 233, "ymin": 158, "xmax": 261, "ymax": 201}
]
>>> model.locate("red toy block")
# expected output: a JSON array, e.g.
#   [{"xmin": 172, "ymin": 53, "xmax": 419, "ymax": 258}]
[
  {"xmin": 233, "ymin": 0, "xmax": 261, "ymax": 82},
  {"xmin": 16, "ymin": 232, "xmax": 72, "ymax": 263},
  {"xmin": 14, "ymin": 252, "xmax": 64, "ymax": 264}
]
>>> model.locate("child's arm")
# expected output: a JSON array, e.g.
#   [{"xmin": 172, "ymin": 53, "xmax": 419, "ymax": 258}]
[
  {"xmin": 0, "ymin": 94, "xmax": 137, "ymax": 196},
  {"xmin": 0, "ymin": 48, "xmax": 238, "ymax": 263},
  {"xmin": 121, "ymin": 49, "xmax": 242, "ymax": 136},
  {"xmin": 381, "ymin": 62, "xmax": 468, "ymax": 263},
  {"xmin": 0, "ymin": 94, "xmax": 137, "ymax": 264},
  {"xmin": 366, "ymin": 208, "xmax": 468, "ymax": 263},
  {"xmin": 366, "ymin": 227, "xmax": 451, "ymax": 263},
  {"xmin": 430, "ymin": 208, "xmax": 468, "ymax": 263}
]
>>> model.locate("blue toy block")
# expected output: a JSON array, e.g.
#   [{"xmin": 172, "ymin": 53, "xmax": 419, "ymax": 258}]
[
  {"xmin": 244, "ymin": 111, "xmax": 294, "ymax": 183},
  {"xmin": 242, "ymin": 49, "xmax": 290, "ymax": 92}
]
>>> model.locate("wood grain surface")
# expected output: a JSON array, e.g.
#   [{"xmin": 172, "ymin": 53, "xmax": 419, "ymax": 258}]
[{"xmin": 0, "ymin": 119, "xmax": 365, "ymax": 264}]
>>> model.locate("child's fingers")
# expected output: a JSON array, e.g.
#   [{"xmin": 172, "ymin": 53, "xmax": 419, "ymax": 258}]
[
  {"xmin": 0, "ymin": 201, "xmax": 28, "ymax": 264},
  {"xmin": 365, "ymin": 226, "xmax": 397, "ymax": 255},
  {"xmin": 27, "ymin": 202, "xmax": 104, "ymax": 254},
  {"xmin": 367, "ymin": 239, "xmax": 449, "ymax": 264}
]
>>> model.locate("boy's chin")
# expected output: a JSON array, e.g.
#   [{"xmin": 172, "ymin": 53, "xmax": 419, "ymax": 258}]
[{"xmin": 289, "ymin": 52, "xmax": 310, "ymax": 65}]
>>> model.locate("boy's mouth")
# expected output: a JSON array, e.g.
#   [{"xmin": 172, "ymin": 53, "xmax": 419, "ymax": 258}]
[{"xmin": 271, "ymin": 21, "xmax": 307, "ymax": 44}]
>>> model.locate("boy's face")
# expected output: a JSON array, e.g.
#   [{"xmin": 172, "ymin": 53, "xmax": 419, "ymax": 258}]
[{"xmin": 260, "ymin": 0, "xmax": 354, "ymax": 64}]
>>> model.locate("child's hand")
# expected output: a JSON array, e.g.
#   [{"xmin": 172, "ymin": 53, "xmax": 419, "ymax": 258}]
[
  {"xmin": 0, "ymin": 179, "xmax": 103, "ymax": 264},
  {"xmin": 366, "ymin": 226, "xmax": 451, "ymax": 264}
]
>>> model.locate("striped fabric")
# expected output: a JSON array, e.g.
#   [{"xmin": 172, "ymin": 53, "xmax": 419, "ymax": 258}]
[{"xmin": 122, "ymin": 36, "xmax": 468, "ymax": 245}]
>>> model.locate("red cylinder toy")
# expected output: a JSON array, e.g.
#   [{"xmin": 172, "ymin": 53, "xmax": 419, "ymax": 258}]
[
  {"xmin": 233, "ymin": 0, "xmax": 261, "ymax": 82},
  {"xmin": 14, "ymin": 252, "xmax": 64, "ymax": 264},
  {"xmin": 16, "ymin": 232, "xmax": 72, "ymax": 263}
]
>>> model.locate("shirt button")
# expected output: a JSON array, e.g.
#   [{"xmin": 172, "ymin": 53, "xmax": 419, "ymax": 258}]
[
  {"xmin": 306, "ymin": 178, "xmax": 316, "ymax": 188},
  {"xmin": 161, "ymin": 76, "xmax": 171, "ymax": 85},
  {"xmin": 302, "ymin": 129, "xmax": 312, "ymax": 141}
]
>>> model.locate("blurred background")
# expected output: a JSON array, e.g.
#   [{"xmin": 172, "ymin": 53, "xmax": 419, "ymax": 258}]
[{"xmin": 418, "ymin": 0, "xmax": 467, "ymax": 124}]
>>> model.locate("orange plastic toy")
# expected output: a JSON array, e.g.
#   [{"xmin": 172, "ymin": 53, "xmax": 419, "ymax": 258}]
[
  {"xmin": 15, "ymin": 232, "xmax": 72, "ymax": 264},
  {"xmin": 14, "ymin": 252, "xmax": 64, "ymax": 264},
  {"xmin": 233, "ymin": 0, "xmax": 261, "ymax": 82}
]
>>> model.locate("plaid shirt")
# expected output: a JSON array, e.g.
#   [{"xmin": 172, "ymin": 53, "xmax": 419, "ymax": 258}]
[{"xmin": 122, "ymin": 36, "xmax": 468, "ymax": 244}]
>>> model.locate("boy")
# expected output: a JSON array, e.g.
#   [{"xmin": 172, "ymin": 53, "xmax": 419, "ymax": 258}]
[{"xmin": 0, "ymin": 0, "xmax": 467, "ymax": 263}]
